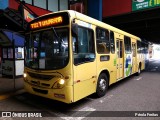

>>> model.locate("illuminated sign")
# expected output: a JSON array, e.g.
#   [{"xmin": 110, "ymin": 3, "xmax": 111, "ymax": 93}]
[
  {"xmin": 132, "ymin": 0, "xmax": 160, "ymax": 11},
  {"xmin": 30, "ymin": 16, "xmax": 63, "ymax": 29}
]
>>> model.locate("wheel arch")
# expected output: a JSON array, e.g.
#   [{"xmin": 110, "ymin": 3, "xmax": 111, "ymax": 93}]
[
  {"xmin": 139, "ymin": 62, "xmax": 142, "ymax": 70},
  {"xmin": 98, "ymin": 69, "xmax": 110, "ymax": 86}
]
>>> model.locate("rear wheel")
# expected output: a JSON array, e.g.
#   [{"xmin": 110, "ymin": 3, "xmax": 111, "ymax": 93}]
[{"xmin": 95, "ymin": 73, "xmax": 108, "ymax": 97}]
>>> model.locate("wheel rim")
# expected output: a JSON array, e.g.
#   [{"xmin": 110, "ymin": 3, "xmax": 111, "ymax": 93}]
[
  {"xmin": 99, "ymin": 78, "xmax": 107, "ymax": 92},
  {"xmin": 138, "ymin": 68, "xmax": 141, "ymax": 74}
]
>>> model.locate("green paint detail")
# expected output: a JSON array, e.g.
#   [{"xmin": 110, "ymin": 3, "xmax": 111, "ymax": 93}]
[
  {"xmin": 132, "ymin": 0, "xmax": 160, "ymax": 11},
  {"xmin": 125, "ymin": 64, "xmax": 132, "ymax": 76},
  {"xmin": 114, "ymin": 59, "xmax": 116, "ymax": 66}
]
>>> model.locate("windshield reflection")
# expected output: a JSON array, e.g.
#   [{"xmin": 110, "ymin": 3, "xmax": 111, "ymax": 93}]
[{"xmin": 25, "ymin": 28, "xmax": 69, "ymax": 70}]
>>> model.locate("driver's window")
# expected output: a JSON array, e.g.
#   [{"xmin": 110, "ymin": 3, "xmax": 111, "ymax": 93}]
[{"xmin": 73, "ymin": 26, "xmax": 95, "ymax": 65}]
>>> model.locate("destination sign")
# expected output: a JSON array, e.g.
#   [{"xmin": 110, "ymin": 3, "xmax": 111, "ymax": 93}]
[
  {"xmin": 30, "ymin": 16, "xmax": 63, "ymax": 29},
  {"xmin": 28, "ymin": 12, "xmax": 69, "ymax": 30}
]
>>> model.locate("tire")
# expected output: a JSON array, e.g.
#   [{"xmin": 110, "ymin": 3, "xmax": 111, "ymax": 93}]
[
  {"xmin": 136, "ymin": 65, "xmax": 141, "ymax": 76},
  {"xmin": 95, "ymin": 73, "xmax": 108, "ymax": 97}
]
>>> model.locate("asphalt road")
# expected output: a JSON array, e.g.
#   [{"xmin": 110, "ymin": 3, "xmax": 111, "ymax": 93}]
[{"xmin": 0, "ymin": 59, "xmax": 160, "ymax": 120}]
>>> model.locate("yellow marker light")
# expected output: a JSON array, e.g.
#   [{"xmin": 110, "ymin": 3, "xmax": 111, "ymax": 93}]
[
  {"xmin": 23, "ymin": 73, "xmax": 27, "ymax": 78},
  {"xmin": 59, "ymin": 79, "xmax": 65, "ymax": 85}
]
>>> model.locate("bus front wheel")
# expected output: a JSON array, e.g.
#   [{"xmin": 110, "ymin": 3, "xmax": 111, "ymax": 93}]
[{"xmin": 95, "ymin": 73, "xmax": 108, "ymax": 97}]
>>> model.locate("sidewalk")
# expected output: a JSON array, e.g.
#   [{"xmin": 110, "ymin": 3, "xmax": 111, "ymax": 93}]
[{"xmin": 0, "ymin": 76, "xmax": 25, "ymax": 100}]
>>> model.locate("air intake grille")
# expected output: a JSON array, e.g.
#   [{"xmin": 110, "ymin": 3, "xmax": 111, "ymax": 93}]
[
  {"xmin": 28, "ymin": 72, "xmax": 53, "ymax": 80},
  {"xmin": 32, "ymin": 88, "xmax": 48, "ymax": 94}
]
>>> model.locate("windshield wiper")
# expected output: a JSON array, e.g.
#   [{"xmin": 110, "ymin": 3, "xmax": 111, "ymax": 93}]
[{"xmin": 52, "ymin": 27, "xmax": 63, "ymax": 43}]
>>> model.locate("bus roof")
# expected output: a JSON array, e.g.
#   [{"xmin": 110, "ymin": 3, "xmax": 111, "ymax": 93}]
[
  {"xmin": 30, "ymin": 10, "xmax": 141, "ymax": 41},
  {"xmin": 69, "ymin": 10, "xmax": 141, "ymax": 41}
]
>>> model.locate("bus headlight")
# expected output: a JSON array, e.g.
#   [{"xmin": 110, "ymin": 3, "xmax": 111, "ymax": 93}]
[
  {"xmin": 52, "ymin": 79, "xmax": 65, "ymax": 89},
  {"xmin": 23, "ymin": 73, "xmax": 27, "ymax": 78},
  {"xmin": 23, "ymin": 73, "xmax": 28, "ymax": 82},
  {"xmin": 59, "ymin": 79, "xmax": 65, "ymax": 85}
]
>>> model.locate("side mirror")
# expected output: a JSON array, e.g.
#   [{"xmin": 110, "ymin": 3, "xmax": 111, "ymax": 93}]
[{"xmin": 72, "ymin": 23, "xmax": 78, "ymax": 53}]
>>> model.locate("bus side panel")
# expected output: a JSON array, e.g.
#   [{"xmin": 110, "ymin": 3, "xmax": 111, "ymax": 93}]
[
  {"xmin": 95, "ymin": 30, "xmax": 117, "ymax": 86},
  {"xmin": 124, "ymin": 40, "xmax": 133, "ymax": 77},
  {"xmin": 131, "ymin": 38, "xmax": 137, "ymax": 74},
  {"xmin": 73, "ymin": 62, "xmax": 97, "ymax": 102},
  {"xmin": 124, "ymin": 53, "xmax": 132, "ymax": 77},
  {"xmin": 141, "ymin": 50, "xmax": 146, "ymax": 70},
  {"xmin": 108, "ymin": 54, "xmax": 117, "ymax": 85},
  {"xmin": 137, "ymin": 41, "xmax": 145, "ymax": 71},
  {"xmin": 96, "ymin": 53, "xmax": 117, "ymax": 86}
]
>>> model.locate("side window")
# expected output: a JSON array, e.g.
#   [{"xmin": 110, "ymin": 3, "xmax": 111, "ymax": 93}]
[
  {"xmin": 73, "ymin": 27, "xmax": 95, "ymax": 65},
  {"xmin": 124, "ymin": 36, "xmax": 131, "ymax": 54},
  {"xmin": 141, "ymin": 43, "xmax": 144, "ymax": 54},
  {"xmin": 110, "ymin": 31, "xmax": 115, "ymax": 54},
  {"xmin": 116, "ymin": 40, "xmax": 119, "ymax": 58},
  {"xmin": 144, "ymin": 43, "xmax": 148, "ymax": 54},
  {"xmin": 96, "ymin": 27, "xmax": 110, "ymax": 54},
  {"xmin": 141, "ymin": 42, "xmax": 146, "ymax": 54},
  {"xmin": 137, "ymin": 41, "xmax": 141, "ymax": 53},
  {"xmin": 132, "ymin": 43, "xmax": 136, "ymax": 57},
  {"xmin": 120, "ymin": 41, "xmax": 123, "ymax": 58}
]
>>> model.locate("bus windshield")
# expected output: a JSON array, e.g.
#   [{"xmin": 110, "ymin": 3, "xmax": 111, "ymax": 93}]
[{"xmin": 25, "ymin": 27, "xmax": 69, "ymax": 70}]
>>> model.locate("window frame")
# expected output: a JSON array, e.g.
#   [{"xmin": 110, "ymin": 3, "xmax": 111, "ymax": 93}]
[
  {"xmin": 137, "ymin": 40, "xmax": 141, "ymax": 54},
  {"xmin": 96, "ymin": 27, "xmax": 110, "ymax": 54},
  {"xmin": 132, "ymin": 43, "xmax": 136, "ymax": 57},
  {"xmin": 110, "ymin": 31, "xmax": 115, "ymax": 54},
  {"xmin": 124, "ymin": 36, "xmax": 131, "ymax": 54},
  {"xmin": 73, "ymin": 25, "xmax": 95, "ymax": 65}
]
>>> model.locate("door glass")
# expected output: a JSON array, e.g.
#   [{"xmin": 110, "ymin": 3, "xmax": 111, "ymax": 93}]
[
  {"xmin": 116, "ymin": 40, "xmax": 119, "ymax": 58},
  {"xmin": 132, "ymin": 43, "xmax": 136, "ymax": 57},
  {"xmin": 120, "ymin": 41, "xmax": 123, "ymax": 58}
]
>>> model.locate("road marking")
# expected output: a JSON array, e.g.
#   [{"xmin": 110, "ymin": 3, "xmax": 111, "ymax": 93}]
[
  {"xmin": 15, "ymin": 94, "xmax": 96, "ymax": 120},
  {"xmin": 58, "ymin": 106, "xmax": 96, "ymax": 120},
  {"xmin": 135, "ymin": 77, "xmax": 142, "ymax": 81},
  {"xmin": 99, "ymin": 95, "xmax": 113, "ymax": 103}
]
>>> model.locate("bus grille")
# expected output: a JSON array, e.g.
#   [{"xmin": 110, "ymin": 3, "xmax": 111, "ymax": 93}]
[
  {"xmin": 28, "ymin": 72, "xmax": 53, "ymax": 80},
  {"xmin": 31, "ymin": 81, "xmax": 50, "ymax": 87},
  {"xmin": 32, "ymin": 88, "xmax": 48, "ymax": 94}
]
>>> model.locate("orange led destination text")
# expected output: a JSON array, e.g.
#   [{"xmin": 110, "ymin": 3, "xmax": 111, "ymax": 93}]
[{"xmin": 30, "ymin": 16, "xmax": 63, "ymax": 29}]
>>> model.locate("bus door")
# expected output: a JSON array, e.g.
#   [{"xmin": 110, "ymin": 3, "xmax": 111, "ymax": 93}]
[
  {"xmin": 116, "ymin": 39, "xmax": 124, "ymax": 80},
  {"xmin": 132, "ymin": 42, "xmax": 137, "ymax": 73}
]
